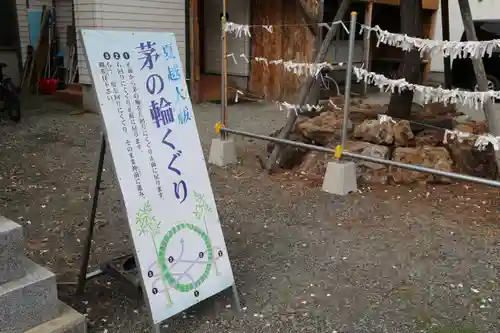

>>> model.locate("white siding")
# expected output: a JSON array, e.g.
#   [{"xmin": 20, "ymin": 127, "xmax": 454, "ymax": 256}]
[
  {"xmin": 203, "ymin": 0, "xmax": 250, "ymax": 76},
  {"xmin": 74, "ymin": 0, "xmax": 186, "ymax": 85},
  {"xmin": 55, "ymin": 0, "xmax": 73, "ymax": 55},
  {"xmin": 16, "ymin": 0, "xmax": 53, "ymax": 64},
  {"xmin": 74, "ymin": 0, "xmax": 98, "ymax": 85}
]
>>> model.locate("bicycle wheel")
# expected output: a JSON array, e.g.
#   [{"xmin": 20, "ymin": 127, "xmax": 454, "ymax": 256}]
[{"xmin": 3, "ymin": 81, "xmax": 20, "ymax": 122}]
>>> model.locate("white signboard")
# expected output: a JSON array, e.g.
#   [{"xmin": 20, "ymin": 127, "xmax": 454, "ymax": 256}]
[{"xmin": 81, "ymin": 30, "xmax": 235, "ymax": 324}]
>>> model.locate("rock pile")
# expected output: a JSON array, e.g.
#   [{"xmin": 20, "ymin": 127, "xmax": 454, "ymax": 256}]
[{"xmin": 265, "ymin": 99, "xmax": 497, "ymax": 185}]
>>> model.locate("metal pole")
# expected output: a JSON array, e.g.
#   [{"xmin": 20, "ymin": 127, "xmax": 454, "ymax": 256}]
[
  {"xmin": 220, "ymin": 0, "xmax": 228, "ymax": 140},
  {"xmin": 220, "ymin": 126, "xmax": 500, "ymax": 188},
  {"xmin": 265, "ymin": 0, "xmax": 353, "ymax": 171},
  {"xmin": 76, "ymin": 134, "xmax": 106, "ymax": 295},
  {"xmin": 231, "ymin": 283, "xmax": 242, "ymax": 312},
  {"xmin": 362, "ymin": 1, "xmax": 373, "ymax": 96},
  {"xmin": 341, "ymin": 12, "xmax": 357, "ymax": 148}
]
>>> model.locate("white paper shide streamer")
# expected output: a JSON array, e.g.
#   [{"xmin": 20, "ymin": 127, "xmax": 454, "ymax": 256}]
[
  {"xmin": 227, "ymin": 53, "xmax": 334, "ymax": 77},
  {"xmin": 224, "ymin": 20, "xmax": 349, "ymax": 38},
  {"xmin": 224, "ymin": 22, "xmax": 252, "ymax": 38},
  {"xmin": 443, "ymin": 129, "xmax": 500, "ymax": 151},
  {"xmin": 377, "ymin": 115, "xmax": 500, "ymax": 151},
  {"xmin": 353, "ymin": 67, "xmax": 500, "ymax": 110},
  {"xmin": 361, "ymin": 25, "xmax": 500, "ymax": 60}
]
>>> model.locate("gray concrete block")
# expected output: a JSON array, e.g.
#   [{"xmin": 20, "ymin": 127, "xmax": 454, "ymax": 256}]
[
  {"xmin": 322, "ymin": 161, "xmax": 358, "ymax": 195},
  {"xmin": 0, "ymin": 217, "xmax": 25, "ymax": 284},
  {"xmin": 208, "ymin": 138, "xmax": 237, "ymax": 166},
  {"xmin": 81, "ymin": 84, "xmax": 99, "ymax": 114},
  {"xmin": 0, "ymin": 259, "xmax": 59, "ymax": 333},
  {"xmin": 25, "ymin": 302, "xmax": 87, "ymax": 333}
]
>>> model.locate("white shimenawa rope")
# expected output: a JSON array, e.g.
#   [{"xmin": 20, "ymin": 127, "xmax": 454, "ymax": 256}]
[
  {"xmin": 230, "ymin": 87, "xmax": 340, "ymax": 117},
  {"xmin": 360, "ymin": 24, "xmax": 500, "ymax": 60},
  {"xmin": 353, "ymin": 66, "xmax": 500, "ymax": 110},
  {"xmin": 377, "ymin": 115, "xmax": 500, "ymax": 151},
  {"xmin": 224, "ymin": 22, "xmax": 252, "ymax": 38},
  {"xmin": 230, "ymin": 56, "xmax": 500, "ymax": 109},
  {"xmin": 277, "ymin": 100, "xmax": 341, "ymax": 117},
  {"xmin": 226, "ymin": 53, "xmax": 336, "ymax": 77},
  {"xmin": 224, "ymin": 20, "xmax": 350, "ymax": 38}
]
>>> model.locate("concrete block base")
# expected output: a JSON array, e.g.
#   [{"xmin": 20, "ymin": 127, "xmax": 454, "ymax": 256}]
[
  {"xmin": 208, "ymin": 138, "xmax": 237, "ymax": 166},
  {"xmin": 25, "ymin": 302, "xmax": 87, "ymax": 333},
  {"xmin": 0, "ymin": 259, "xmax": 59, "ymax": 333},
  {"xmin": 81, "ymin": 84, "xmax": 99, "ymax": 114},
  {"xmin": 322, "ymin": 161, "xmax": 358, "ymax": 195},
  {"xmin": 0, "ymin": 217, "xmax": 25, "ymax": 284}
]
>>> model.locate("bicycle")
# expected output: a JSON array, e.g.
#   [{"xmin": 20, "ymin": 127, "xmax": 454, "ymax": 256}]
[{"xmin": 0, "ymin": 62, "xmax": 21, "ymax": 122}]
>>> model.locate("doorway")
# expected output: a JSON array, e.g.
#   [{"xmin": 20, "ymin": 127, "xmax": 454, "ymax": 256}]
[
  {"xmin": 190, "ymin": 0, "xmax": 251, "ymax": 102},
  {"xmin": 0, "ymin": 0, "xmax": 22, "ymax": 86}
]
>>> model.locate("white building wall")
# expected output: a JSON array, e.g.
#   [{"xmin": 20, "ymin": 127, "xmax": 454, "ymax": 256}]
[
  {"xmin": 74, "ymin": 0, "xmax": 186, "ymax": 85},
  {"xmin": 74, "ymin": 0, "xmax": 98, "ymax": 84},
  {"xmin": 431, "ymin": 0, "xmax": 500, "ymax": 72},
  {"xmin": 203, "ymin": 0, "xmax": 251, "ymax": 76},
  {"xmin": 16, "ymin": 0, "xmax": 53, "ymax": 63},
  {"xmin": 55, "ymin": 0, "xmax": 73, "ymax": 55}
]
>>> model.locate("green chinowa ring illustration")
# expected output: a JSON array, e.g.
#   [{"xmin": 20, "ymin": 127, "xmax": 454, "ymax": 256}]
[{"xmin": 158, "ymin": 223, "xmax": 213, "ymax": 292}]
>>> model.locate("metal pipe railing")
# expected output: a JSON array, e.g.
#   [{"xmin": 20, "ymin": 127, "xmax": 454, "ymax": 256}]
[{"xmin": 220, "ymin": 126, "xmax": 500, "ymax": 188}]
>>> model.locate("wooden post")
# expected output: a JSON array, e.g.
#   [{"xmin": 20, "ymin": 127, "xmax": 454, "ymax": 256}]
[
  {"xmin": 362, "ymin": 0, "xmax": 373, "ymax": 96},
  {"xmin": 266, "ymin": 0, "xmax": 352, "ymax": 172},
  {"xmin": 189, "ymin": 0, "xmax": 200, "ymax": 103},
  {"xmin": 422, "ymin": 9, "xmax": 438, "ymax": 84},
  {"xmin": 220, "ymin": 0, "xmax": 228, "ymax": 139},
  {"xmin": 306, "ymin": 0, "xmax": 325, "ymax": 106},
  {"xmin": 457, "ymin": 0, "xmax": 500, "ymax": 174},
  {"xmin": 386, "ymin": 0, "xmax": 423, "ymax": 119},
  {"xmin": 440, "ymin": 0, "xmax": 451, "ymax": 88}
]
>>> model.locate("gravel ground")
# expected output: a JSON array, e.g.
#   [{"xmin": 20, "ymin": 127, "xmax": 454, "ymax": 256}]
[{"xmin": 1, "ymin": 96, "xmax": 500, "ymax": 333}]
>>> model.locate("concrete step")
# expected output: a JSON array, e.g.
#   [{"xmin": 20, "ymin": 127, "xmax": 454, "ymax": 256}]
[
  {"xmin": 25, "ymin": 302, "xmax": 87, "ymax": 333},
  {"xmin": 0, "ymin": 217, "xmax": 25, "ymax": 284},
  {"xmin": 65, "ymin": 83, "xmax": 83, "ymax": 93},
  {"xmin": 0, "ymin": 259, "xmax": 59, "ymax": 333},
  {"xmin": 53, "ymin": 89, "xmax": 83, "ymax": 108}
]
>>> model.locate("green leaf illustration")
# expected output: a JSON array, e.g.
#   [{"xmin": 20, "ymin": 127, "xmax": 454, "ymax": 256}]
[
  {"xmin": 193, "ymin": 191, "xmax": 212, "ymax": 221},
  {"xmin": 136, "ymin": 200, "xmax": 161, "ymax": 236}
]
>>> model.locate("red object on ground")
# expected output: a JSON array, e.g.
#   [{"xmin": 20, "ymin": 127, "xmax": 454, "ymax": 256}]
[{"xmin": 39, "ymin": 78, "xmax": 58, "ymax": 95}]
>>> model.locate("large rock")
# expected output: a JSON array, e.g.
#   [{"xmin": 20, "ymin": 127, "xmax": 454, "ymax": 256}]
[
  {"xmin": 448, "ymin": 142, "xmax": 498, "ymax": 179},
  {"xmin": 353, "ymin": 119, "xmax": 394, "ymax": 145},
  {"xmin": 297, "ymin": 140, "xmax": 364, "ymax": 178},
  {"xmin": 357, "ymin": 144, "xmax": 391, "ymax": 170},
  {"xmin": 473, "ymin": 120, "xmax": 489, "ymax": 134},
  {"xmin": 297, "ymin": 111, "xmax": 347, "ymax": 146},
  {"xmin": 297, "ymin": 141, "xmax": 391, "ymax": 185},
  {"xmin": 414, "ymin": 129, "xmax": 445, "ymax": 146},
  {"xmin": 392, "ymin": 120, "xmax": 415, "ymax": 147},
  {"xmin": 414, "ymin": 102, "xmax": 457, "ymax": 120},
  {"xmin": 453, "ymin": 114, "xmax": 471, "ymax": 125},
  {"xmin": 356, "ymin": 144, "xmax": 391, "ymax": 185},
  {"xmin": 296, "ymin": 140, "xmax": 366, "ymax": 178},
  {"xmin": 391, "ymin": 146, "xmax": 453, "ymax": 184},
  {"xmin": 297, "ymin": 150, "xmax": 329, "ymax": 178},
  {"xmin": 454, "ymin": 123, "xmax": 475, "ymax": 134},
  {"xmin": 267, "ymin": 128, "xmax": 310, "ymax": 169},
  {"xmin": 344, "ymin": 140, "xmax": 391, "ymax": 185},
  {"xmin": 354, "ymin": 119, "xmax": 415, "ymax": 147},
  {"xmin": 393, "ymin": 120, "xmax": 414, "ymax": 146}
]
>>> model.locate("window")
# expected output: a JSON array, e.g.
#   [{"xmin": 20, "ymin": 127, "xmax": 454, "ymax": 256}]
[
  {"xmin": 0, "ymin": 0, "xmax": 18, "ymax": 48},
  {"xmin": 461, "ymin": 21, "xmax": 500, "ymax": 42}
]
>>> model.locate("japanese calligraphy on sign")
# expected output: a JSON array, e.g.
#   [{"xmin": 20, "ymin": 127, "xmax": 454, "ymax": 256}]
[{"xmin": 81, "ymin": 30, "xmax": 234, "ymax": 325}]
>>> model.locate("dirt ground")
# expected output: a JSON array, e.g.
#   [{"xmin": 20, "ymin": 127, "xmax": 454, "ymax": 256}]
[{"xmin": 1, "ymin": 96, "xmax": 500, "ymax": 333}]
